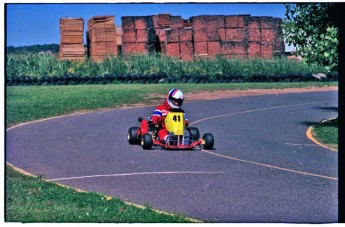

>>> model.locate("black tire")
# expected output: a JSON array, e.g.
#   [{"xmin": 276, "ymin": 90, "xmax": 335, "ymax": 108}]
[
  {"xmin": 202, "ymin": 133, "xmax": 214, "ymax": 150},
  {"xmin": 128, "ymin": 127, "xmax": 140, "ymax": 144},
  {"xmin": 187, "ymin": 127, "xmax": 200, "ymax": 140},
  {"xmin": 141, "ymin": 133, "xmax": 153, "ymax": 149}
]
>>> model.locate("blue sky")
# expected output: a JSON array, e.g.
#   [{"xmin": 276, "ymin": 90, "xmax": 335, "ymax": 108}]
[{"xmin": 6, "ymin": 3, "xmax": 288, "ymax": 47}]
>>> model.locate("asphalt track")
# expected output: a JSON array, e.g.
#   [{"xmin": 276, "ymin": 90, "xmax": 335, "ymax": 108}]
[{"xmin": 6, "ymin": 90, "xmax": 338, "ymax": 223}]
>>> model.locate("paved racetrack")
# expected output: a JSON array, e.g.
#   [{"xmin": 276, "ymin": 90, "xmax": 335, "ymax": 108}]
[{"xmin": 6, "ymin": 91, "xmax": 338, "ymax": 223}]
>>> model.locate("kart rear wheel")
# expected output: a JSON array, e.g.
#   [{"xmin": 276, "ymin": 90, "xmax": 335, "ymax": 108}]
[
  {"xmin": 187, "ymin": 127, "xmax": 200, "ymax": 139},
  {"xmin": 128, "ymin": 127, "xmax": 140, "ymax": 144},
  {"xmin": 141, "ymin": 133, "xmax": 153, "ymax": 149},
  {"xmin": 202, "ymin": 133, "xmax": 214, "ymax": 150}
]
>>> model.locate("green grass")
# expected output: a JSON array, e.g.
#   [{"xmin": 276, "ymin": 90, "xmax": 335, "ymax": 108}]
[
  {"xmin": 6, "ymin": 82, "xmax": 337, "ymax": 127},
  {"xmin": 311, "ymin": 118, "xmax": 338, "ymax": 150},
  {"xmin": 5, "ymin": 165, "xmax": 195, "ymax": 223}
]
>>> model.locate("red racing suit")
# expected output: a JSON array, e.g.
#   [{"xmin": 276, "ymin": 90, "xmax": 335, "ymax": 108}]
[{"xmin": 152, "ymin": 100, "xmax": 189, "ymax": 141}]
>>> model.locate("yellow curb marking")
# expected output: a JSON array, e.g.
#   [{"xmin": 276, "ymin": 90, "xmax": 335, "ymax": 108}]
[
  {"xmin": 6, "ymin": 162, "xmax": 87, "ymax": 193},
  {"xmin": 306, "ymin": 127, "xmax": 338, "ymax": 152},
  {"xmin": 199, "ymin": 150, "xmax": 338, "ymax": 181},
  {"xmin": 121, "ymin": 201, "xmax": 202, "ymax": 223},
  {"xmin": 6, "ymin": 162, "xmax": 36, "ymax": 178},
  {"xmin": 189, "ymin": 100, "xmax": 338, "ymax": 181}
]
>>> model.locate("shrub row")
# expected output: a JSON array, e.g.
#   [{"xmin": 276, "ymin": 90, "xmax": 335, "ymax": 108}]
[{"xmin": 6, "ymin": 72, "xmax": 338, "ymax": 86}]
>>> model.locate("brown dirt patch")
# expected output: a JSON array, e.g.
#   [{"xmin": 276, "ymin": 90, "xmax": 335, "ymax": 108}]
[
  {"xmin": 7, "ymin": 86, "xmax": 337, "ymax": 129},
  {"xmin": 183, "ymin": 86, "xmax": 338, "ymax": 102}
]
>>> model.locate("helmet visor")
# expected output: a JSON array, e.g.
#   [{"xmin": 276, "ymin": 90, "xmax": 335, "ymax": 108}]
[{"xmin": 171, "ymin": 97, "xmax": 183, "ymax": 107}]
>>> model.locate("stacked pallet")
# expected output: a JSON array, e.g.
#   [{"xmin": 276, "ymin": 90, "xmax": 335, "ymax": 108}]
[
  {"xmin": 247, "ymin": 16, "xmax": 285, "ymax": 59},
  {"xmin": 122, "ymin": 16, "xmax": 156, "ymax": 55},
  {"xmin": 153, "ymin": 14, "xmax": 173, "ymax": 56},
  {"xmin": 191, "ymin": 16, "xmax": 208, "ymax": 59},
  {"xmin": 178, "ymin": 26, "xmax": 193, "ymax": 61},
  {"xmin": 206, "ymin": 16, "xmax": 223, "ymax": 58},
  {"xmin": 156, "ymin": 15, "xmax": 186, "ymax": 59},
  {"xmin": 122, "ymin": 14, "xmax": 193, "ymax": 60},
  {"xmin": 272, "ymin": 18, "xmax": 285, "ymax": 57},
  {"xmin": 191, "ymin": 15, "xmax": 249, "ymax": 59},
  {"xmin": 154, "ymin": 14, "xmax": 194, "ymax": 60},
  {"xmin": 247, "ymin": 16, "xmax": 262, "ymax": 58},
  {"xmin": 221, "ymin": 15, "xmax": 249, "ymax": 59},
  {"xmin": 87, "ymin": 16, "xmax": 117, "ymax": 61},
  {"xmin": 153, "ymin": 13, "xmax": 171, "ymax": 28},
  {"xmin": 191, "ymin": 15, "xmax": 284, "ymax": 59},
  {"xmin": 59, "ymin": 18, "xmax": 85, "ymax": 61},
  {"xmin": 255, "ymin": 16, "xmax": 275, "ymax": 58},
  {"xmin": 120, "ymin": 14, "xmax": 285, "ymax": 60}
]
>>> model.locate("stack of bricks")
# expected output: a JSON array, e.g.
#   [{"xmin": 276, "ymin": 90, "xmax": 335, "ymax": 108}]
[
  {"xmin": 248, "ymin": 16, "xmax": 285, "ymax": 59},
  {"xmin": 178, "ymin": 25, "xmax": 194, "ymax": 61},
  {"xmin": 191, "ymin": 15, "xmax": 225, "ymax": 59},
  {"xmin": 192, "ymin": 15, "xmax": 284, "ymax": 59},
  {"xmin": 247, "ymin": 16, "xmax": 262, "ymax": 58},
  {"xmin": 154, "ymin": 14, "xmax": 194, "ymax": 60},
  {"xmin": 153, "ymin": 14, "xmax": 172, "ymax": 56},
  {"xmin": 191, "ymin": 15, "xmax": 250, "ymax": 59},
  {"xmin": 121, "ymin": 14, "xmax": 194, "ymax": 61},
  {"xmin": 191, "ymin": 16, "xmax": 207, "ymax": 59},
  {"xmin": 59, "ymin": 18, "xmax": 85, "ymax": 61},
  {"xmin": 87, "ymin": 16, "xmax": 117, "ymax": 61},
  {"xmin": 120, "ymin": 14, "xmax": 285, "ymax": 60},
  {"xmin": 260, "ymin": 17, "xmax": 285, "ymax": 58},
  {"xmin": 121, "ymin": 16, "xmax": 156, "ymax": 55},
  {"xmin": 221, "ymin": 15, "xmax": 250, "ymax": 59}
]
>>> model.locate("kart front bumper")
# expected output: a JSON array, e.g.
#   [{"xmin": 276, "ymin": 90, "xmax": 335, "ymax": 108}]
[{"xmin": 153, "ymin": 139, "xmax": 204, "ymax": 150}]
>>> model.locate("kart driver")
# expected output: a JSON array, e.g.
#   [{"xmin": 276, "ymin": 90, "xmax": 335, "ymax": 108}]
[{"xmin": 152, "ymin": 88, "xmax": 189, "ymax": 141}]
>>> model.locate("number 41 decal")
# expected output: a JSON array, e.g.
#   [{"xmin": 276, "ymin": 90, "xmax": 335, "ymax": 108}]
[{"xmin": 172, "ymin": 115, "xmax": 181, "ymax": 122}]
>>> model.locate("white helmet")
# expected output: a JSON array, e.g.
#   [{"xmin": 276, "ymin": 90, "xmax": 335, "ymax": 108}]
[{"xmin": 167, "ymin": 88, "xmax": 184, "ymax": 109}]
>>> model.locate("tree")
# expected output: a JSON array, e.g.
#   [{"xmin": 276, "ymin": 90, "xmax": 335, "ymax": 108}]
[
  {"xmin": 6, "ymin": 44, "xmax": 60, "ymax": 54},
  {"xmin": 283, "ymin": 3, "xmax": 339, "ymax": 71}
]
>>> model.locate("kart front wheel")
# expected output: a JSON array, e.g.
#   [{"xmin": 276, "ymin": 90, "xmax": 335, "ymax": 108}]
[
  {"xmin": 128, "ymin": 127, "xmax": 140, "ymax": 144},
  {"xmin": 202, "ymin": 133, "xmax": 214, "ymax": 150},
  {"xmin": 188, "ymin": 127, "xmax": 200, "ymax": 140},
  {"xmin": 141, "ymin": 133, "xmax": 153, "ymax": 149}
]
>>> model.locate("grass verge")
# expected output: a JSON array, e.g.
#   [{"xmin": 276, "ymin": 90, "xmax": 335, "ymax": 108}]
[
  {"xmin": 5, "ymin": 164, "xmax": 197, "ymax": 223},
  {"xmin": 311, "ymin": 118, "xmax": 338, "ymax": 150},
  {"xmin": 6, "ymin": 82, "xmax": 337, "ymax": 128}
]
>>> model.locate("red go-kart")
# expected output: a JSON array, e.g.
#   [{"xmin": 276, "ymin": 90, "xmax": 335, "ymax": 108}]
[{"xmin": 128, "ymin": 112, "xmax": 214, "ymax": 150}]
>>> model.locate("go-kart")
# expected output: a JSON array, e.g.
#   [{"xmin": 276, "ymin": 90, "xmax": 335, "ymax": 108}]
[{"xmin": 127, "ymin": 112, "xmax": 214, "ymax": 150}]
